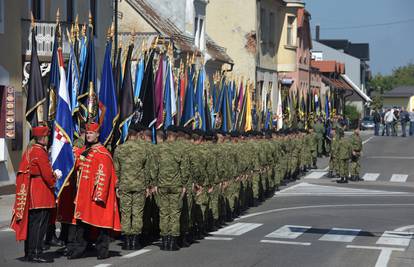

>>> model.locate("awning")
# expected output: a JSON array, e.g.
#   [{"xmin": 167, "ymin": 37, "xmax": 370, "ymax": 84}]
[
  {"xmin": 341, "ymin": 74, "xmax": 372, "ymax": 102},
  {"xmin": 322, "ymin": 76, "xmax": 352, "ymax": 90}
]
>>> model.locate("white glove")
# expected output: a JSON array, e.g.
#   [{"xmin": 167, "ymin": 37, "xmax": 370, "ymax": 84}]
[{"xmin": 54, "ymin": 169, "xmax": 63, "ymax": 179}]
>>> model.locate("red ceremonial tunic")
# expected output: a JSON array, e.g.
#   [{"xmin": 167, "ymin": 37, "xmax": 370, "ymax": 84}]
[
  {"xmin": 10, "ymin": 144, "xmax": 55, "ymax": 241},
  {"xmin": 73, "ymin": 143, "xmax": 121, "ymax": 231}
]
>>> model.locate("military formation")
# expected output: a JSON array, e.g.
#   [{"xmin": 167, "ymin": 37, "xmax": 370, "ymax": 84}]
[{"xmin": 114, "ymin": 124, "xmax": 319, "ymax": 251}]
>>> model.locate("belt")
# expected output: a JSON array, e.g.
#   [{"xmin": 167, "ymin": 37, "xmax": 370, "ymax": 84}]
[{"xmin": 30, "ymin": 175, "xmax": 43, "ymax": 179}]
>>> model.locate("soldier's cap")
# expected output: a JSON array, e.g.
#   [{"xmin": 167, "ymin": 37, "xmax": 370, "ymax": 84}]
[
  {"xmin": 214, "ymin": 129, "xmax": 227, "ymax": 136},
  {"xmin": 86, "ymin": 122, "xmax": 100, "ymax": 133},
  {"xmin": 230, "ymin": 131, "xmax": 240, "ymax": 138},
  {"xmin": 129, "ymin": 123, "xmax": 150, "ymax": 133},
  {"xmin": 32, "ymin": 125, "xmax": 50, "ymax": 137},
  {"xmin": 166, "ymin": 125, "xmax": 180, "ymax": 133},
  {"xmin": 192, "ymin": 129, "xmax": 205, "ymax": 137},
  {"xmin": 204, "ymin": 130, "xmax": 217, "ymax": 140},
  {"xmin": 177, "ymin": 126, "xmax": 192, "ymax": 136}
]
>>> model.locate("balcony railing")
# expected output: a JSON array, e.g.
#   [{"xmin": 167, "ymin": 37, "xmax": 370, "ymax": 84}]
[{"xmin": 21, "ymin": 19, "xmax": 71, "ymax": 59}]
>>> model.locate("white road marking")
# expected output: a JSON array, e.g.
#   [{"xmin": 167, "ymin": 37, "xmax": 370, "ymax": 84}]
[
  {"xmin": 94, "ymin": 264, "xmax": 112, "ymax": 267},
  {"xmin": 275, "ymin": 182, "xmax": 304, "ymax": 194},
  {"xmin": 390, "ymin": 174, "xmax": 408, "ymax": 183},
  {"xmin": 362, "ymin": 136, "xmax": 374, "ymax": 145},
  {"xmin": 0, "ymin": 227, "xmax": 12, "ymax": 232},
  {"xmin": 237, "ymin": 204, "xmax": 414, "ymax": 220},
  {"xmin": 274, "ymin": 182, "xmax": 413, "ymax": 197},
  {"xmin": 376, "ymin": 231, "xmax": 413, "ymax": 247},
  {"xmin": 362, "ymin": 173, "xmax": 380, "ymax": 181},
  {"xmin": 304, "ymin": 171, "xmax": 328, "ymax": 179},
  {"xmin": 265, "ymin": 225, "xmax": 311, "ymax": 239},
  {"xmin": 260, "ymin": 240, "xmax": 311, "ymax": 246},
  {"xmin": 121, "ymin": 249, "xmax": 151, "ymax": 259},
  {"xmin": 210, "ymin": 222, "xmax": 262, "ymax": 236},
  {"xmin": 346, "ymin": 245, "xmax": 405, "ymax": 267},
  {"xmin": 394, "ymin": 225, "xmax": 414, "ymax": 232},
  {"xmin": 368, "ymin": 156, "xmax": 414, "ymax": 160},
  {"xmin": 319, "ymin": 228, "xmax": 361, "ymax": 242},
  {"xmin": 204, "ymin": 236, "xmax": 233, "ymax": 241}
]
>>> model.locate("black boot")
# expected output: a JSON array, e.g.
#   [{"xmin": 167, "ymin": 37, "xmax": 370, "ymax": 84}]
[
  {"xmin": 132, "ymin": 235, "xmax": 143, "ymax": 250},
  {"xmin": 328, "ymin": 171, "xmax": 334, "ymax": 178},
  {"xmin": 160, "ymin": 236, "xmax": 168, "ymax": 251},
  {"xmin": 336, "ymin": 177, "xmax": 344, "ymax": 183},
  {"xmin": 28, "ymin": 251, "xmax": 54, "ymax": 263},
  {"xmin": 168, "ymin": 236, "xmax": 180, "ymax": 251},
  {"xmin": 45, "ymin": 225, "xmax": 64, "ymax": 247},
  {"xmin": 122, "ymin": 235, "xmax": 132, "ymax": 250},
  {"xmin": 357, "ymin": 176, "xmax": 364, "ymax": 181},
  {"xmin": 343, "ymin": 176, "xmax": 349, "ymax": 183},
  {"xmin": 177, "ymin": 235, "xmax": 190, "ymax": 248}
]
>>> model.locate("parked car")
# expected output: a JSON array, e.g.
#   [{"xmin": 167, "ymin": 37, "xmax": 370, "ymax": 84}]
[{"xmin": 361, "ymin": 116, "xmax": 375, "ymax": 130}]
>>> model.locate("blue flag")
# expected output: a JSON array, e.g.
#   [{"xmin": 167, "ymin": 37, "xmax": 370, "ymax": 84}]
[
  {"xmin": 164, "ymin": 59, "xmax": 177, "ymax": 129},
  {"xmin": 51, "ymin": 48, "xmax": 75, "ymax": 197},
  {"xmin": 180, "ymin": 66, "xmax": 195, "ymax": 127},
  {"xmin": 194, "ymin": 67, "xmax": 206, "ymax": 131},
  {"xmin": 67, "ymin": 43, "xmax": 80, "ymax": 135},
  {"xmin": 98, "ymin": 40, "xmax": 118, "ymax": 146},
  {"xmin": 134, "ymin": 57, "xmax": 145, "ymax": 100}
]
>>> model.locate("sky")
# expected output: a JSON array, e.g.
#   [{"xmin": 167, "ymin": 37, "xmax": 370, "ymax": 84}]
[{"xmin": 305, "ymin": 0, "xmax": 414, "ymax": 75}]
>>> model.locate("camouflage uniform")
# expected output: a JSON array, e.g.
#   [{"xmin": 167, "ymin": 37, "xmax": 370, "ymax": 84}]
[{"xmin": 349, "ymin": 133, "xmax": 363, "ymax": 179}]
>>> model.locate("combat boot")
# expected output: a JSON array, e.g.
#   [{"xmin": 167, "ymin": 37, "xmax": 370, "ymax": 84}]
[
  {"xmin": 357, "ymin": 176, "xmax": 364, "ymax": 181},
  {"xmin": 343, "ymin": 176, "xmax": 349, "ymax": 183},
  {"xmin": 177, "ymin": 235, "xmax": 190, "ymax": 248},
  {"xmin": 28, "ymin": 252, "xmax": 54, "ymax": 263},
  {"xmin": 160, "ymin": 236, "xmax": 168, "ymax": 251},
  {"xmin": 122, "ymin": 235, "xmax": 131, "ymax": 250},
  {"xmin": 336, "ymin": 177, "xmax": 344, "ymax": 183},
  {"xmin": 327, "ymin": 171, "xmax": 334, "ymax": 178},
  {"xmin": 45, "ymin": 225, "xmax": 64, "ymax": 247},
  {"xmin": 168, "ymin": 236, "xmax": 180, "ymax": 251},
  {"xmin": 131, "ymin": 235, "xmax": 142, "ymax": 250}
]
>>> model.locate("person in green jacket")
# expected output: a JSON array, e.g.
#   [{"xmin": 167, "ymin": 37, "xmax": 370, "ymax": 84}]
[
  {"xmin": 350, "ymin": 128, "xmax": 363, "ymax": 181},
  {"xmin": 337, "ymin": 136, "xmax": 352, "ymax": 183}
]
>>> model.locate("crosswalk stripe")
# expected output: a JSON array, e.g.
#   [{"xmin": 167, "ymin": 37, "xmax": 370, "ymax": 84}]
[
  {"xmin": 304, "ymin": 171, "xmax": 328, "ymax": 179},
  {"xmin": 319, "ymin": 228, "xmax": 361, "ymax": 242},
  {"xmin": 265, "ymin": 225, "xmax": 311, "ymax": 239},
  {"xmin": 121, "ymin": 249, "xmax": 151, "ymax": 259},
  {"xmin": 204, "ymin": 237, "xmax": 233, "ymax": 241},
  {"xmin": 376, "ymin": 231, "xmax": 413, "ymax": 247},
  {"xmin": 260, "ymin": 240, "xmax": 311, "ymax": 246},
  {"xmin": 362, "ymin": 173, "xmax": 380, "ymax": 181},
  {"xmin": 390, "ymin": 174, "xmax": 408, "ymax": 183},
  {"xmin": 211, "ymin": 222, "xmax": 263, "ymax": 236}
]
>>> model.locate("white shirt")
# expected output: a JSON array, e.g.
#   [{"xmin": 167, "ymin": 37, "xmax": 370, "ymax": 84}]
[{"xmin": 384, "ymin": 110, "xmax": 396, "ymax": 123}]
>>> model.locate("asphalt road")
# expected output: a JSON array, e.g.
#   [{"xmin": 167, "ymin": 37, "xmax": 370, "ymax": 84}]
[{"xmin": 1, "ymin": 131, "xmax": 414, "ymax": 267}]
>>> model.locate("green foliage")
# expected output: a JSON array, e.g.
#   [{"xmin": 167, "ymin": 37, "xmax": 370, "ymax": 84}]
[
  {"xmin": 369, "ymin": 63, "xmax": 414, "ymax": 93},
  {"xmin": 344, "ymin": 104, "xmax": 360, "ymax": 121},
  {"xmin": 370, "ymin": 95, "xmax": 383, "ymax": 110}
]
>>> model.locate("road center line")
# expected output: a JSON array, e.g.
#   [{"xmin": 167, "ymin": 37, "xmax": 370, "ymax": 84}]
[
  {"xmin": 260, "ymin": 240, "xmax": 311, "ymax": 246},
  {"xmin": 362, "ymin": 136, "xmax": 374, "ymax": 145},
  {"xmin": 204, "ymin": 236, "xmax": 233, "ymax": 241},
  {"xmin": 94, "ymin": 264, "xmax": 112, "ymax": 267},
  {"xmin": 346, "ymin": 245, "xmax": 404, "ymax": 267}
]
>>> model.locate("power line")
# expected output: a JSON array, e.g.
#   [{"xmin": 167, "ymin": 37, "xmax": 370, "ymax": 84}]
[{"xmin": 312, "ymin": 18, "xmax": 414, "ymax": 31}]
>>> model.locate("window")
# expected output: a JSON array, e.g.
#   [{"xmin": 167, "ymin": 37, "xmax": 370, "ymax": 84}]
[
  {"xmin": 90, "ymin": 0, "xmax": 97, "ymax": 36},
  {"xmin": 268, "ymin": 12, "xmax": 275, "ymax": 46},
  {"xmin": 260, "ymin": 8, "xmax": 268, "ymax": 46},
  {"xmin": 287, "ymin": 16, "xmax": 295, "ymax": 46},
  {"xmin": 0, "ymin": 0, "xmax": 4, "ymax": 34}
]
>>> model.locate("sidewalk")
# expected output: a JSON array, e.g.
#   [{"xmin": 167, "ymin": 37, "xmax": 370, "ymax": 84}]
[{"xmin": 0, "ymin": 194, "xmax": 14, "ymax": 228}]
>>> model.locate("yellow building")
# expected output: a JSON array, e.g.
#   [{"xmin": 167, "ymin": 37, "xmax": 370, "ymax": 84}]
[
  {"xmin": 0, "ymin": 0, "xmax": 112, "ymax": 185},
  {"xmin": 382, "ymin": 86, "xmax": 414, "ymax": 111}
]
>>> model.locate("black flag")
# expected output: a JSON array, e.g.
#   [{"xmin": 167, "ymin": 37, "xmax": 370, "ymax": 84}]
[
  {"xmin": 25, "ymin": 26, "xmax": 46, "ymax": 126},
  {"xmin": 138, "ymin": 50, "xmax": 156, "ymax": 127}
]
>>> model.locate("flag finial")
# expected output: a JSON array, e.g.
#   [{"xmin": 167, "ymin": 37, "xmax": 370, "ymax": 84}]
[{"xmin": 56, "ymin": 8, "xmax": 60, "ymax": 24}]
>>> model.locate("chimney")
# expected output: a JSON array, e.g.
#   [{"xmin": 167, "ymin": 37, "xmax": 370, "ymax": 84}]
[{"xmin": 316, "ymin": 24, "xmax": 320, "ymax": 41}]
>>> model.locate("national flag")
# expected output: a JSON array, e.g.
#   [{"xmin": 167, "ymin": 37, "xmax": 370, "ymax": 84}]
[
  {"xmin": 164, "ymin": 59, "xmax": 177, "ymax": 129},
  {"xmin": 26, "ymin": 26, "xmax": 46, "ymax": 126},
  {"xmin": 77, "ymin": 25, "xmax": 96, "ymax": 122},
  {"xmin": 66, "ymin": 39, "xmax": 80, "ymax": 135},
  {"xmin": 244, "ymin": 82, "xmax": 253, "ymax": 132},
  {"xmin": 46, "ymin": 27, "xmax": 60, "ymax": 122},
  {"xmin": 180, "ymin": 65, "xmax": 195, "ymax": 127},
  {"xmin": 113, "ymin": 46, "xmax": 123, "ymax": 101},
  {"xmin": 138, "ymin": 50, "xmax": 156, "ymax": 127},
  {"xmin": 194, "ymin": 67, "xmax": 206, "ymax": 131},
  {"xmin": 98, "ymin": 40, "xmax": 118, "ymax": 146},
  {"xmin": 114, "ymin": 43, "xmax": 134, "ymax": 146},
  {"xmin": 51, "ymin": 47, "xmax": 75, "ymax": 197},
  {"xmin": 78, "ymin": 29, "xmax": 87, "ymax": 78},
  {"xmin": 134, "ymin": 57, "xmax": 144, "ymax": 101},
  {"xmin": 154, "ymin": 55, "xmax": 164, "ymax": 129}
]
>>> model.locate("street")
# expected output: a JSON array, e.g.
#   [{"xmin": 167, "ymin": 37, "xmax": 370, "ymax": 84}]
[{"xmin": 1, "ymin": 131, "xmax": 414, "ymax": 267}]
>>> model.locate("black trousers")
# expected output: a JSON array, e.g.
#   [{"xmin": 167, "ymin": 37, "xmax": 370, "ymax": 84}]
[
  {"xmin": 24, "ymin": 209, "xmax": 50, "ymax": 256},
  {"xmin": 67, "ymin": 221, "xmax": 110, "ymax": 258}
]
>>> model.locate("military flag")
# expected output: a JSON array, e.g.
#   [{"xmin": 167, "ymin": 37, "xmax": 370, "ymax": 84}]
[
  {"xmin": 26, "ymin": 24, "xmax": 46, "ymax": 127},
  {"xmin": 194, "ymin": 67, "xmax": 206, "ymax": 131},
  {"xmin": 154, "ymin": 55, "xmax": 164, "ymax": 129},
  {"xmin": 46, "ymin": 26, "xmax": 60, "ymax": 122},
  {"xmin": 244, "ymin": 82, "xmax": 253, "ymax": 132},
  {"xmin": 66, "ymin": 35, "xmax": 80, "ymax": 135},
  {"xmin": 180, "ymin": 65, "xmax": 195, "ymax": 127},
  {"xmin": 138, "ymin": 50, "xmax": 156, "ymax": 127},
  {"xmin": 50, "ymin": 47, "xmax": 75, "ymax": 197},
  {"xmin": 98, "ymin": 40, "xmax": 118, "ymax": 146},
  {"xmin": 134, "ymin": 56, "xmax": 145, "ymax": 101},
  {"xmin": 164, "ymin": 58, "xmax": 177, "ymax": 129}
]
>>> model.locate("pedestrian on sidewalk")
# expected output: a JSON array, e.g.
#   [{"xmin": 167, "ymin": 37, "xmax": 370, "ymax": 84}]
[
  {"xmin": 410, "ymin": 108, "xmax": 414, "ymax": 136},
  {"xmin": 373, "ymin": 109, "xmax": 381, "ymax": 136},
  {"xmin": 384, "ymin": 109, "xmax": 395, "ymax": 136},
  {"xmin": 399, "ymin": 107, "xmax": 409, "ymax": 137},
  {"xmin": 10, "ymin": 125, "xmax": 57, "ymax": 263}
]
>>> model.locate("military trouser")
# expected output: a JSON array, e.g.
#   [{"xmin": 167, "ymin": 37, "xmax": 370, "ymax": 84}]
[
  {"xmin": 338, "ymin": 159, "xmax": 350, "ymax": 178},
  {"xmin": 157, "ymin": 188, "xmax": 182, "ymax": 237},
  {"xmin": 228, "ymin": 180, "xmax": 240, "ymax": 213},
  {"xmin": 120, "ymin": 191, "xmax": 146, "ymax": 235},
  {"xmin": 252, "ymin": 172, "xmax": 261, "ymax": 199},
  {"xmin": 329, "ymin": 156, "xmax": 336, "ymax": 174},
  {"xmin": 311, "ymin": 150, "xmax": 317, "ymax": 166},
  {"xmin": 350, "ymin": 156, "xmax": 361, "ymax": 176},
  {"xmin": 317, "ymin": 136, "xmax": 323, "ymax": 155},
  {"xmin": 210, "ymin": 185, "xmax": 220, "ymax": 220},
  {"xmin": 194, "ymin": 190, "xmax": 209, "ymax": 229}
]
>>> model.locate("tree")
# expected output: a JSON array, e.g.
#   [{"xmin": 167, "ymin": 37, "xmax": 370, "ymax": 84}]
[
  {"xmin": 369, "ymin": 63, "xmax": 414, "ymax": 93},
  {"xmin": 370, "ymin": 95, "xmax": 383, "ymax": 110}
]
